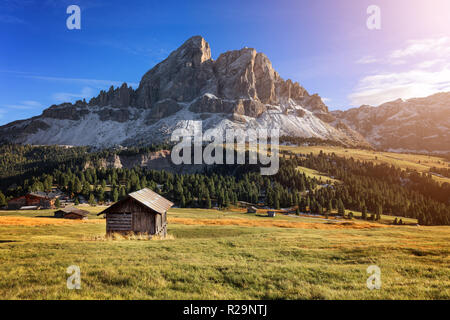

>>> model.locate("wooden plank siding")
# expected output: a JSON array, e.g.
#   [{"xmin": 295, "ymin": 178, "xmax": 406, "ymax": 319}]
[
  {"xmin": 106, "ymin": 213, "xmax": 132, "ymax": 232},
  {"xmin": 132, "ymin": 211, "xmax": 155, "ymax": 234}
]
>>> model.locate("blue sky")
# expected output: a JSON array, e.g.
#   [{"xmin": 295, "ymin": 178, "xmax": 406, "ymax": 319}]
[{"xmin": 1, "ymin": 0, "xmax": 449, "ymax": 125}]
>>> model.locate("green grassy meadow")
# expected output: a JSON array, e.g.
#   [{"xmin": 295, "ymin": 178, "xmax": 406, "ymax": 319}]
[{"xmin": 0, "ymin": 208, "xmax": 448, "ymax": 299}]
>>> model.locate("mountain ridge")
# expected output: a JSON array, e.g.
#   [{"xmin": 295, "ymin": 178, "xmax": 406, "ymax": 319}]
[
  {"xmin": 333, "ymin": 92, "xmax": 450, "ymax": 153},
  {"xmin": 2, "ymin": 36, "xmax": 448, "ymax": 152},
  {"xmin": 0, "ymin": 36, "xmax": 367, "ymax": 147}
]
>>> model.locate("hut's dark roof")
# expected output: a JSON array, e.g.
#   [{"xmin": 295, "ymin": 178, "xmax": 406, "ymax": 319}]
[
  {"xmin": 29, "ymin": 191, "xmax": 58, "ymax": 199},
  {"xmin": 98, "ymin": 188, "xmax": 174, "ymax": 215},
  {"xmin": 55, "ymin": 207, "xmax": 89, "ymax": 217}
]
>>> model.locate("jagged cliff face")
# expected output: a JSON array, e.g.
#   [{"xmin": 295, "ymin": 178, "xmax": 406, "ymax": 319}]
[
  {"xmin": 333, "ymin": 92, "xmax": 450, "ymax": 153},
  {"xmin": 0, "ymin": 36, "xmax": 367, "ymax": 147}
]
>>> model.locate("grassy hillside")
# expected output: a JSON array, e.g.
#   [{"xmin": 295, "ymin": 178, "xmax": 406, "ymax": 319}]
[
  {"xmin": 295, "ymin": 166, "xmax": 340, "ymax": 185},
  {"xmin": 0, "ymin": 208, "xmax": 447, "ymax": 299},
  {"xmin": 280, "ymin": 145, "xmax": 450, "ymax": 184}
]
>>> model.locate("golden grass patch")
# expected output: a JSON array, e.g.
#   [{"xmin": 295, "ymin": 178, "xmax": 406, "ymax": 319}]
[
  {"xmin": 83, "ymin": 232, "xmax": 175, "ymax": 241},
  {"xmin": 169, "ymin": 217, "xmax": 387, "ymax": 230},
  {"xmin": 0, "ymin": 216, "xmax": 104, "ymax": 226}
]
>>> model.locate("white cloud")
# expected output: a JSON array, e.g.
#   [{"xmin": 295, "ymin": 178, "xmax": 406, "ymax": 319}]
[
  {"xmin": 3, "ymin": 100, "xmax": 42, "ymax": 110},
  {"xmin": 349, "ymin": 36, "xmax": 450, "ymax": 106},
  {"xmin": 22, "ymin": 75, "xmax": 139, "ymax": 89},
  {"xmin": 321, "ymin": 97, "xmax": 331, "ymax": 103},
  {"xmin": 389, "ymin": 36, "xmax": 450, "ymax": 60},
  {"xmin": 356, "ymin": 55, "xmax": 378, "ymax": 64},
  {"xmin": 416, "ymin": 59, "xmax": 446, "ymax": 69},
  {"xmin": 349, "ymin": 65, "xmax": 450, "ymax": 106},
  {"xmin": 52, "ymin": 87, "xmax": 95, "ymax": 102}
]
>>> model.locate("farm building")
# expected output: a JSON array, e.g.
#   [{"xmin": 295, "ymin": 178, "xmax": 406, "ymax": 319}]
[
  {"xmin": 54, "ymin": 207, "xmax": 89, "ymax": 220},
  {"xmin": 267, "ymin": 211, "xmax": 276, "ymax": 217},
  {"xmin": 19, "ymin": 206, "xmax": 38, "ymax": 210},
  {"xmin": 247, "ymin": 206, "xmax": 257, "ymax": 213},
  {"xmin": 97, "ymin": 188, "xmax": 173, "ymax": 238},
  {"xmin": 8, "ymin": 192, "xmax": 58, "ymax": 210}
]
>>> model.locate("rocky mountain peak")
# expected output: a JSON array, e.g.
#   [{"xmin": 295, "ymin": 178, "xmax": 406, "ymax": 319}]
[
  {"xmin": 180, "ymin": 35, "xmax": 212, "ymax": 65},
  {"xmin": 85, "ymin": 36, "xmax": 323, "ymax": 116},
  {"xmin": 158, "ymin": 35, "xmax": 212, "ymax": 69},
  {"xmin": 0, "ymin": 35, "xmax": 372, "ymax": 148}
]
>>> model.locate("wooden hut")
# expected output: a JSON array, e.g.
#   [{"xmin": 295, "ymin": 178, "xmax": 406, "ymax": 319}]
[
  {"xmin": 247, "ymin": 206, "xmax": 257, "ymax": 213},
  {"xmin": 54, "ymin": 207, "xmax": 89, "ymax": 220},
  {"xmin": 97, "ymin": 188, "xmax": 173, "ymax": 238}
]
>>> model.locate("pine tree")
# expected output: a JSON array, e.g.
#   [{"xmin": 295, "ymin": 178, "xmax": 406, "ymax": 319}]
[
  {"xmin": 337, "ymin": 199, "xmax": 345, "ymax": 216},
  {"xmin": 88, "ymin": 194, "xmax": 96, "ymax": 206},
  {"xmin": 180, "ymin": 194, "xmax": 186, "ymax": 208},
  {"xmin": 206, "ymin": 193, "xmax": 212, "ymax": 209},
  {"xmin": 376, "ymin": 204, "xmax": 382, "ymax": 221},
  {"xmin": 55, "ymin": 198, "xmax": 61, "ymax": 208},
  {"xmin": 224, "ymin": 192, "xmax": 230, "ymax": 208},
  {"xmin": 317, "ymin": 203, "xmax": 323, "ymax": 215},
  {"xmin": 327, "ymin": 199, "xmax": 332, "ymax": 214},
  {"xmin": 74, "ymin": 178, "xmax": 82, "ymax": 194},
  {"xmin": 361, "ymin": 206, "xmax": 367, "ymax": 220},
  {"xmin": 74, "ymin": 197, "xmax": 80, "ymax": 206},
  {"xmin": 82, "ymin": 181, "xmax": 91, "ymax": 198},
  {"xmin": 112, "ymin": 188, "xmax": 119, "ymax": 202},
  {"xmin": 232, "ymin": 192, "xmax": 238, "ymax": 205},
  {"xmin": 119, "ymin": 186, "xmax": 126, "ymax": 199},
  {"xmin": 274, "ymin": 195, "xmax": 280, "ymax": 210},
  {"xmin": 0, "ymin": 191, "xmax": 6, "ymax": 207},
  {"xmin": 175, "ymin": 181, "xmax": 184, "ymax": 201}
]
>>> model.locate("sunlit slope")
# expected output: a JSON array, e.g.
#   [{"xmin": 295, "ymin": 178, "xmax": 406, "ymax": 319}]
[{"xmin": 280, "ymin": 145, "xmax": 450, "ymax": 184}]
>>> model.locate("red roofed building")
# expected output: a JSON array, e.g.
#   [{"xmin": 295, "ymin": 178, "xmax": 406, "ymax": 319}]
[{"xmin": 8, "ymin": 192, "xmax": 57, "ymax": 210}]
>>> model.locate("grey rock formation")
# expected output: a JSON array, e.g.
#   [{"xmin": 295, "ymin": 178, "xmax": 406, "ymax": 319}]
[{"xmin": 134, "ymin": 36, "xmax": 318, "ymax": 119}]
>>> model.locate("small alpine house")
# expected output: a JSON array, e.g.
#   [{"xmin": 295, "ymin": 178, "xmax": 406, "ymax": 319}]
[{"xmin": 98, "ymin": 188, "xmax": 173, "ymax": 238}]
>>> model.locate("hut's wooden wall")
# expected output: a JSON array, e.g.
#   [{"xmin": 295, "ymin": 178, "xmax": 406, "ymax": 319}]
[
  {"xmin": 54, "ymin": 210, "xmax": 64, "ymax": 218},
  {"xmin": 106, "ymin": 213, "xmax": 132, "ymax": 232},
  {"xmin": 105, "ymin": 197, "xmax": 158, "ymax": 234},
  {"xmin": 132, "ymin": 211, "xmax": 155, "ymax": 234},
  {"xmin": 64, "ymin": 213, "xmax": 86, "ymax": 220}
]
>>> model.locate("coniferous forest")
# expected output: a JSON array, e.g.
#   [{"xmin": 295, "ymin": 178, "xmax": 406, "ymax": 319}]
[{"xmin": 0, "ymin": 144, "xmax": 449, "ymax": 226}]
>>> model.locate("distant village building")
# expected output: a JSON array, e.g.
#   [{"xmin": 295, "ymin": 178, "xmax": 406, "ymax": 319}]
[
  {"xmin": 98, "ymin": 188, "xmax": 173, "ymax": 238},
  {"xmin": 19, "ymin": 206, "xmax": 39, "ymax": 210},
  {"xmin": 238, "ymin": 201, "xmax": 253, "ymax": 208},
  {"xmin": 267, "ymin": 211, "xmax": 276, "ymax": 217},
  {"xmin": 247, "ymin": 206, "xmax": 257, "ymax": 213},
  {"xmin": 54, "ymin": 207, "xmax": 89, "ymax": 220},
  {"xmin": 8, "ymin": 192, "xmax": 58, "ymax": 210}
]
